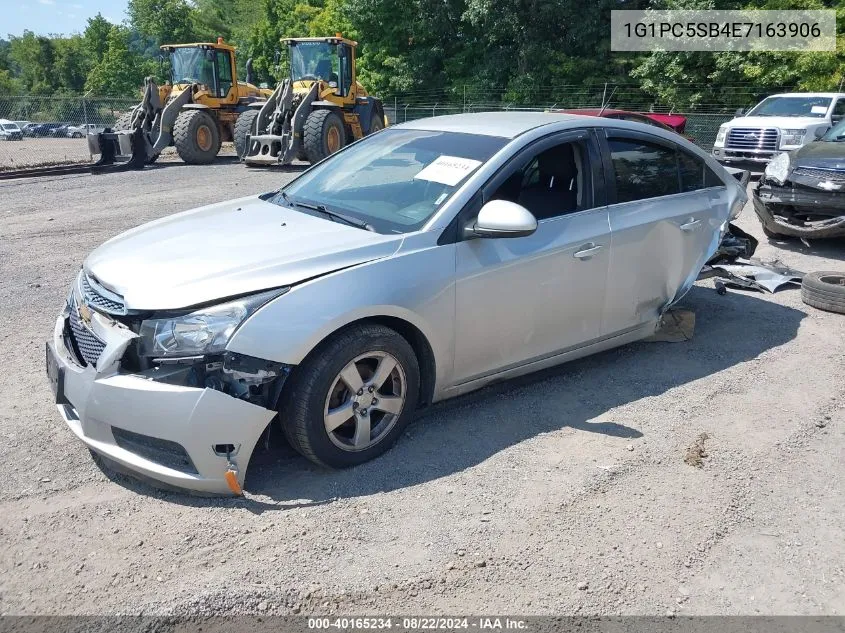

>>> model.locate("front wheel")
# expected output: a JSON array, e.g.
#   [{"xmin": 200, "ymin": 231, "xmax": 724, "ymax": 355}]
[
  {"xmin": 173, "ymin": 109, "xmax": 220, "ymax": 165},
  {"xmin": 234, "ymin": 109, "xmax": 259, "ymax": 158},
  {"xmin": 303, "ymin": 109, "xmax": 346, "ymax": 164},
  {"xmin": 279, "ymin": 324, "xmax": 420, "ymax": 468}
]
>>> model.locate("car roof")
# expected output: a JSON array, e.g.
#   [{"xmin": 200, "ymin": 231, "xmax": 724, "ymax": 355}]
[
  {"xmin": 395, "ymin": 111, "xmax": 588, "ymax": 139},
  {"xmin": 764, "ymin": 93, "xmax": 845, "ymax": 98}
]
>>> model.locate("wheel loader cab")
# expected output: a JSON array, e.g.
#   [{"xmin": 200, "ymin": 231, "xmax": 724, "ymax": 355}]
[
  {"xmin": 286, "ymin": 37, "xmax": 358, "ymax": 105},
  {"xmin": 164, "ymin": 41, "xmax": 240, "ymax": 105}
]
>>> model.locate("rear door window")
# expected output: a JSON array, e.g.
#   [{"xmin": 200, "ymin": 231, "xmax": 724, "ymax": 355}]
[{"xmin": 608, "ymin": 138, "xmax": 679, "ymax": 203}]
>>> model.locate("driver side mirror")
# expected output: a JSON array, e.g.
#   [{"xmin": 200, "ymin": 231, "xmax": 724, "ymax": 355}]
[
  {"xmin": 814, "ymin": 127, "xmax": 827, "ymax": 139},
  {"xmin": 465, "ymin": 200, "xmax": 537, "ymax": 239}
]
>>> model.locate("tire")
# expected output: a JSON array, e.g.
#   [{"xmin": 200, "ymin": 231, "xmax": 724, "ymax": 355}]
[
  {"xmin": 369, "ymin": 110, "xmax": 384, "ymax": 135},
  {"xmin": 173, "ymin": 109, "xmax": 220, "ymax": 165},
  {"xmin": 801, "ymin": 271, "xmax": 845, "ymax": 314},
  {"xmin": 114, "ymin": 111, "xmax": 134, "ymax": 131},
  {"xmin": 72, "ymin": 132, "xmax": 83, "ymax": 139},
  {"xmin": 303, "ymin": 109, "xmax": 346, "ymax": 164},
  {"xmin": 279, "ymin": 323, "xmax": 420, "ymax": 468},
  {"xmin": 234, "ymin": 109, "xmax": 258, "ymax": 158}
]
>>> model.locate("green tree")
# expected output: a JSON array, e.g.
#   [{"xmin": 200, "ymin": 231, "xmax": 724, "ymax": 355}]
[
  {"xmin": 83, "ymin": 14, "xmax": 113, "ymax": 65},
  {"xmin": 85, "ymin": 25, "xmax": 151, "ymax": 96},
  {"xmin": 8, "ymin": 31, "xmax": 57, "ymax": 94},
  {"xmin": 128, "ymin": 0, "xmax": 199, "ymax": 45},
  {"xmin": 54, "ymin": 35, "xmax": 89, "ymax": 93}
]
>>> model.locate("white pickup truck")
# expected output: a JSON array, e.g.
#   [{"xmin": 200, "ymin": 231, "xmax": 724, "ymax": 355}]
[{"xmin": 712, "ymin": 92, "xmax": 845, "ymax": 166}]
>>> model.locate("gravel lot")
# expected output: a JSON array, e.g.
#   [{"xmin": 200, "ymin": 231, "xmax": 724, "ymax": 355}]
[
  {"xmin": 0, "ymin": 138, "xmax": 237, "ymax": 171},
  {"xmin": 1, "ymin": 162, "xmax": 844, "ymax": 617}
]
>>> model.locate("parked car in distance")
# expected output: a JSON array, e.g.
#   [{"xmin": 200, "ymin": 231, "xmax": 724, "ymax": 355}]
[
  {"xmin": 0, "ymin": 119, "xmax": 24, "ymax": 141},
  {"xmin": 29, "ymin": 122, "xmax": 63, "ymax": 137},
  {"xmin": 17, "ymin": 122, "xmax": 38, "ymax": 137},
  {"xmin": 66, "ymin": 123, "xmax": 104, "ymax": 138},
  {"xmin": 47, "ymin": 112, "xmax": 746, "ymax": 495},
  {"xmin": 50, "ymin": 123, "xmax": 74, "ymax": 138},
  {"xmin": 753, "ymin": 117, "xmax": 845, "ymax": 239},
  {"xmin": 712, "ymin": 92, "xmax": 845, "ymax": 166},
  {"xmin": 555, "ymin": 109, "xmax": 694, "ymax": 144}
]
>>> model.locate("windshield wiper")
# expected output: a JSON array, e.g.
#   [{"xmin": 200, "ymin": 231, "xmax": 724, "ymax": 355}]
[{"xmin": 279, "ymin": 192, "xmax": 375, "ymax": 232}]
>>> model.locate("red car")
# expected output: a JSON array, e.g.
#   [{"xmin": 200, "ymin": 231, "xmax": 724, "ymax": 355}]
[{"xmin": 555, "ymin": 108, "xmax": 693, "ymax": 142}]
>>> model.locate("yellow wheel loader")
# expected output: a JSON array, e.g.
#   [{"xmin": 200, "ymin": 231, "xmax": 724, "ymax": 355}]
[
  {"xmin": 90, "ymin": 38, "xmax": 273, "ymax": 167},
  {"xmin": 237, "ymin": 35, "xmax": 387, "ymax": 167}
]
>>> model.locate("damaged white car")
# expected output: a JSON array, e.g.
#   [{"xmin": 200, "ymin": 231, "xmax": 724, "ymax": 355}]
[{"xmin": 46, "ymin": 112, "xmax": 746, "ymax": 495}]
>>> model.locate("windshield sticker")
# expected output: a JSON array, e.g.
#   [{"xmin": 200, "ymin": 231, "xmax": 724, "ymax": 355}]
[
  {"xmin": 414, "ymin": 155, "xmax": 483, "ymax": 186},
  {"xmin": 811, "ymin": 105, "xmax": 828, "ymax": 114}
]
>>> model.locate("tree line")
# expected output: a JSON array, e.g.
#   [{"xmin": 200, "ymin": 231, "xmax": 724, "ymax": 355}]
[{"xmin": 1, "ymin": 0, "xmax": 843, "ymax": 109}]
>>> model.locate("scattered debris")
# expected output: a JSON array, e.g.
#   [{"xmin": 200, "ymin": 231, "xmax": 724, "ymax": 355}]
[
  {"xmin": 684, "ymin": 433, "xmax": 710, "ymax": 468},
  {"xmin": 703, "ymin": 258, "xmax": 804, "ymax": 294},
  {"xmin": 646, "ymin": 309, "xmax": 695, "ymax": 343}
]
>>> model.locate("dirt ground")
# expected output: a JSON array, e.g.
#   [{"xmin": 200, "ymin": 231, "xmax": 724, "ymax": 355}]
[
  {"xmin": 0, "ymin": 162, "xmax": 843, "ymax": 617},
  {"xmin": 0, "ymin": 138, "xmax": 236, "ymax": 171}
]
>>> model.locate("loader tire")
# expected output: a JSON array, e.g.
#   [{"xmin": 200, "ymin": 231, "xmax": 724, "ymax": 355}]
[
  {"xmin": 234, "ymin": 109, "xmax": 258, "ymax": 159},
  {"xmin": 303, "ymin": 109, "xmax": 345, "ymax": 164},
  {"xmin": 113, "ymin": 111, "xmax": 135, "ymax": 131},
  {"xmin": 173, "ymin": 110, "xmax": 220, "ymax": 165},
  {"xmin": 369, "ymin": 111, "xmax": 385, "ymax": 135},
  {"xmin": 801, "ymin": 271, "xmax": 845, "ymax": 315}
]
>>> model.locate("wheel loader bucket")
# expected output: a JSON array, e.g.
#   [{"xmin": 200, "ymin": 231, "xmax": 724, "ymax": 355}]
[{"xmin": 243, "ymin": 81, "xmax": 318, "ymax": 166}]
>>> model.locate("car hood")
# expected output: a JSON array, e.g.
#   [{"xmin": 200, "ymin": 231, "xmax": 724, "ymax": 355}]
[
  {"xmin": 791, "ymin": 142, "xmax": 845, "ymax": 170},
  {"xmin": 728, "ymin": 116, "xmax": 827, "ymax": 128},
  {"xmin": 84, "ymin": 195, "xmax": 402, "ymax": 310}
]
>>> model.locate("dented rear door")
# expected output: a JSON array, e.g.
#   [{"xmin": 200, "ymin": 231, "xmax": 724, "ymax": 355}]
[{"xmin": 598, "ymin": 129, "xmax": 729, "ymax": 335}]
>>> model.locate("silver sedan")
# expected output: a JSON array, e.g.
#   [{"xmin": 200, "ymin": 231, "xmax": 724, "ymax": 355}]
[{"xmin": 46, "ymin": 112, "xmax": 747, "ymax": 494}]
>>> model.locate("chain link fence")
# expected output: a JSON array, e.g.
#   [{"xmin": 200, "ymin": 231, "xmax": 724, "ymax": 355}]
[
  {"xmin": 0, "ymin": 84, "xmax": 788, "ymax": 170},
  {"xmin": 0, "ymin": 96, "xmax": 137, "ymax": 171}
]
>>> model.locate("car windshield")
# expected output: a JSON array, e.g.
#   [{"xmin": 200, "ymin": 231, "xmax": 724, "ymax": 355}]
[
  {"xmin": 747, "ymin": 96, "xmax": 832, "ymax": 118},
  {"xmin": 289, "ymin": 41, "xmax": 337, "ymax": 82},
  {"xmin": 169, "ymin": 47, "xmax": 214, "ymax": 85},
  {"xmin": 821, "ymin": 119, "xmax": 845, "ymax": 141},
  {"xmin": 275, "ymin": 128, "xmax": 508, "ymax": 233}
]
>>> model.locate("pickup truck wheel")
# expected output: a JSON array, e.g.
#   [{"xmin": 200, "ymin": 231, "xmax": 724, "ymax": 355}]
[
  {"xmin": 279, "ymin": 324, "xmax": 419, "ymax": 468},
  {"xmin": 303, "ymin": 109, "xmax": 346, "ymax": 164},
  {"xmin": 173, "ymin": 110, "xmax": 220, "ymax": 165},
  {"xmin": 801, "ymin": 271, "xmax": 845, "ymax": 314}
]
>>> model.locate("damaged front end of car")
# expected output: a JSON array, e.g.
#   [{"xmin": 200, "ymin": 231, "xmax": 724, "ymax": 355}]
[
  {"xmin": 753, "ymin": 153, "xmax": 845, "ymax": 239},
  {"xmin": 52, "ymin": 272, "xmax": 296, "ymax": 495}
]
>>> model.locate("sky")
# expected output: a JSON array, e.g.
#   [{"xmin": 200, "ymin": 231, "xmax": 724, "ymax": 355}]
[{"xmin": 2, "ymin": 0, "xmax": 129, "ymax": 38}]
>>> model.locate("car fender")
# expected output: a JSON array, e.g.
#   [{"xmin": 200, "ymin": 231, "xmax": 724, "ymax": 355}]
[{"xmin": 226, "ymin": 239, "xmax": 456, "ymax": 396}]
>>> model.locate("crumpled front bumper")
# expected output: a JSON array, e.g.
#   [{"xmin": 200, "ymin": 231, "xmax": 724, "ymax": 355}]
[
  {"xmin": 752, "ymin": 181, "xmax": 845, "ymax": 238},
  {"xmin": 49, "ymin": 310, "xmax": 276, "ymax": 494}
]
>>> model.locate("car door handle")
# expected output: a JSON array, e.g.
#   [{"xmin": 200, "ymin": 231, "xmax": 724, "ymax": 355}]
[
  {"xmin": 680, "ymin": 219, "xmax": 702, "ymax": 232},
  {"xmin": 573, "ymin": 244, "xmax": 603, "ymax": 259}
]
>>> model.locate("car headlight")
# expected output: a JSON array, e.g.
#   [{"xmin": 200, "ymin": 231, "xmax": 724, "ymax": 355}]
[
  {"xmin": 138, "ymin": 288, "xmax": 287, "ymax": 358},
  {"xmin": 780, "ymin": 129, "xmax": 806, "ymax": 146},
  {"xmin": 715, "ymin": 126, "xmax": 728, "ymax": 146},
  {"xmin": 764, "ymin": 152, "xmax": 791, "ymax": 185}
]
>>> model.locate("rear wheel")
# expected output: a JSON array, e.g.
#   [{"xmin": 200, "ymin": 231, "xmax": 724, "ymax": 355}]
[
  {"xmin": 303, "ymin": 109, "xmax": 346, "ymax": 164},
  {"xmin": 173, "ymin": 109, "xmax": 220, "ymax": 165},
  {"xmin": 279, "ymin": 324, "xmax": 419, "ymax": 468},
  {"xmin": 234, "ymin": 109, "xmax": 259, "ymax": 159}
]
